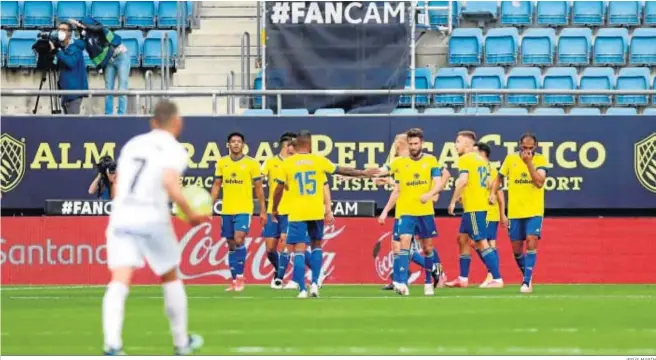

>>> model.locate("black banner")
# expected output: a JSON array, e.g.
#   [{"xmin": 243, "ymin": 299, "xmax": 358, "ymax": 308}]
[{"xmin": 265, "ymin": 1, "xmax": 410, "ymax": 113}]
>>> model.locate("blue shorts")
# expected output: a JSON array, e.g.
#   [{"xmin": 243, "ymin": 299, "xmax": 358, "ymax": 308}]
[
  {"xmin": 261, "ymin": 214, "xmax": 288, "ymax": 238},
  {"xmin": 221, "ymin": 214, "xmax": 251, "ymax": 240},
  {"xmin": 459, "ymin": 211, "xmax": 488, "ymax": 242},
  {"xmin": 287, "ymin": 220, "xmax": 324, "ymax": 245},
  {"xmin": 487, "ymin": 221, "xmax": 499, "ymax": 241},
  {"xmin": 509, "ymin": 216, "xmax": 543, "ymax": 241},
  {"xmin": 398, "ymin": 215, "xmax": 437, "ymax": 239}
]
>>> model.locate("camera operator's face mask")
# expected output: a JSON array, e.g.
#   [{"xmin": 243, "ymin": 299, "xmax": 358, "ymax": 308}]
[{"xmin": 58, "ymin": 31, "xmax": 67, "ymax": 42}]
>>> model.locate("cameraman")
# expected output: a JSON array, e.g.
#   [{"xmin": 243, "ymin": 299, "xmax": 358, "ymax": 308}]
[
  {"xmin": 69, "ymin": 17, "xmax": 130, "ymax": 115},
  {"xmin": 88, "ymin": 155, "xmax": 117, "ymax": 200},
  {"xmin": 51, "ymin": 22, "xmax": 88, "ymax": 114}
]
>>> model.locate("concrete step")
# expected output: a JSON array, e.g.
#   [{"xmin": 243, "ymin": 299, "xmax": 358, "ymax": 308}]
[
  {"xmin": 185, "ymin": 46, "xmax": 256, "ymax": 57},
  {"xmin": 183, "ymin": 57, "xmax": 256, "ymax": 73},
  {"xmin": 196, "ymin": 18, "xmax": 258, "ymax": 34},
  {"xmin": 168, "ymin": 87, "xmax": 246, "ymax": 115},
  {"xmin": 201, "ymin": 6, "xmax": 258, "ymax": 18},
  {"xmin": 187, "ymin": 33, "xmax": 257, "ymax": 47},
  {"xmin": 173, "ymin": 72, "xmax": 257, "ymax": 87}
]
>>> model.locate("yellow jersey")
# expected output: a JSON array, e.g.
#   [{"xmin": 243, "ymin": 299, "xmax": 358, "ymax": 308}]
[
  {"xmin": 261, "ymin": 155, "xmax": 291, "ymax": 215},
  {"xmin": 456, "ymin": 152, "xmax": 490, "ymax": 213},
  {"xmin": 487, "ymin": 166, "xmax": 500, "ymax": 222},
  {"xmin": 499, "ymin": 153, "xmax": 548, "ymax": 219},
  {"xmin": 390, "ymin": 153, "xmax": 441, "ymax": 217},
  {"xmin": 277, "ymin": 153, "xmax": 337, "ymax": 222},
  {"xmin": 385, "ymin": 157, "xmax": 406, "ymax": 219},
  {"xmin": 215, "ymin": 155, "xmax": 262, "ymax": 215}
]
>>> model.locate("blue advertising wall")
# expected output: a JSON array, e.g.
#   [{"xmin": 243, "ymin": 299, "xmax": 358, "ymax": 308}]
[{"xmin": 1, "ymin": 115, "xmax": 655, "ymax": 210}]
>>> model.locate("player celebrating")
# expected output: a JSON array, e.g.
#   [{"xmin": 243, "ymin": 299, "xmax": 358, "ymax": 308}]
[
  {"xmin": 491, "ymin": 132, "xmax": 548, "ymax": 294},
  {"xmin": 389, "ymin": 128, "xmax": 448, "ymax": 296},
  {"xmin": 474, "ymin": 142, "xmax": 507, "ymax": 285},
  {"xmin": 211, "ymin": 132, "xmax": 267, "ymax": 292},
  {"xmin": 272, "ymin": 130, "xmax": 378, "ymax": 298},
  {"xmin": 261, "ymin": 132, "xmax": 297, "ymax": 289},
  {"xmin": 447, "ymin": 131, "xmax": 503, "ymax": 288},
  {"xmin": 103, "ymin": 100, "xmax": 204, "ymax": 355}
]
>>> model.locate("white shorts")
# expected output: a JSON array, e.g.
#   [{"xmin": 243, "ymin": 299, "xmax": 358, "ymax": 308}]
[{"xmin": 106, "ymin": 223, "xmax": 180, "ymax": 276}]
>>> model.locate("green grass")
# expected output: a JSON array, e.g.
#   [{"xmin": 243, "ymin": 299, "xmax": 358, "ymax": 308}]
[{"xmin": 2, "ymin": 285, "xmax": 656, "ymax": 355}]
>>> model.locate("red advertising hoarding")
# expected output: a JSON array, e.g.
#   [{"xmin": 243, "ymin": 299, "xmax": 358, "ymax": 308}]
[{"xmin": 2, "ymin": 217, "xmax": 655, "ymax": 285}]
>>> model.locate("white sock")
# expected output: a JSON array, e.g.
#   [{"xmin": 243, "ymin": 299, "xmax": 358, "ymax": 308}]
[
  {"xmin": 102, "ymin": 281, "xmax": 129, "ymax": 349},
  {"xmin": 163, "ymin": 280, "xmax": 189, "ymax": 348}
]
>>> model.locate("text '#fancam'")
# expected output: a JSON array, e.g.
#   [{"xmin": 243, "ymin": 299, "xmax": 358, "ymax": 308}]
[{"xmin": 269, "ymin": 1, "xmax": 406, "ymax": 25}]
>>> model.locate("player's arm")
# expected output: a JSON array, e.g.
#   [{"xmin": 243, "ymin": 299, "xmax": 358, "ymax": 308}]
[
  {"xmin": 432, "ymin": 167, "xmax": 451, "ymax": 202},
  {"xmin": 448, "ymin": 172, "xmax": 468, "ymax": 215},
  {"xmin": 88, "ymin": 173, "xmax": 102, "ymax": 195},
  {"xmin": 335, "ymin": 166, "xmax": 380, "ymax": 178},
  {"xmin": 378, "ymin": 182, "xmax": 400, "ymax": 224},
  {"xmin": 252, "ymin": 162, "xmax": 267, "ymax": 225},
  {"xmin": 271, "ymin": 181, "xmax": 285, "ymax": 216},
  {"xmin": 525, "ymin": 153, "xmax": 547, "ymax": 189},
  {"xmin": 210, "ymin": 161, "xmax": 222, "ymax": 203},
  {"xmin": 323, "ymin": 183, "xmax": 334, "ymax": 225},
  {"xmin": 163, "ymin": 169, "xmax": 204, "ymax": 226},
  {"xmin": 420, "ymin": 161, "xmax": 447, "ymax": 203},
  {"xmin": 496, "ymin": 188, "xmax": 508, "ymax": 227},
  {"xmin": 491, "ymin": 157, "xmax": 508, "ymax": 204}
]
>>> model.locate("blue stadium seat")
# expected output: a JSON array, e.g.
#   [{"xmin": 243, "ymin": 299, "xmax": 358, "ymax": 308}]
[
  {"xmin": 392, "ymin": 108, "xmax": 419, "ymax": 115},
  {"xmin": 534, "ymin": 108, "xmax": 565, "ymax": 115},
  {"xmin": 399, "ymin": 67, "xmax": 433, "ymax": 106},
  {"xmin": 459, "ymin": 107, "xmax": 491, "ymax": 115},
  {"xmin": 143, "ymin": 30, "xmax": 177, "ymax": 68},
  {"xmin": 543, "ymin": 67, "xmax": 578, "ymax": 106},
  {"xmin": 433, "ymin": 67, "xmax": 468, "ymax": 106},
  {"xmin": 536, "ymin": 1, "xmax": 569, "ymax": 26},
  {"xmin": 243, "ymin": 109, "xmax": 274, "ymax": 116},
  {"xmin": 7, "ymin": 30, "xmax": 39, "ymax": 68},
  {"xmin": 418, "ymin": 1, "xmax": 459, "ymax": 29},
  {"xmin": 315, "ymin": 108, "xmax": 345, "ymax": 116},
  {"xmin": 461, "ymin": 1, "xmax": 498, "ymax": 22},
  {"xmin": 115, "ymin": 30, "xmax": 144, "ymax": 67},
  {"xmin": 646, "ymin": 1, "xmax": 656, "ymax": 25},
  {"xmin": 124, "ymin": 1, "xmax": 156, "ymax": 28},
  {"xmin": 570, "ymin": 107, "xmax": 602, "ymax": 115},
  {"xmin": 56, "ymin": 1, "xmax": 87, "ymax": 22},
  {"xmin": 1, "ymin": 1, "xmax": 21, "ymax": 28},
  {"xmin": 23, "ymin": 1, "xmax": 54, "ymax": 28},
  {"xmin": 280, "ymin": 109, "xmax": 310, "ymax": 116},
  {"xmin": 630, "ymin": 28, "xmax": 656, "ymax": 65},
  {"xmin": 471, "ymin": 67, "xmax": 505, "ymax": 105},
  {"xmin": 558, "ymin": 28, "xmax": 593, "ymax": 66},
  {"xmin": 521, "ymin": 28, "xmax": 556, "ymax": 66},
  {"xmin": 606, "ymin": 107, "xmax": 637, "ymax": 115},
  {"xmin": 500, "ymin": 1, "xmax": 533, "ymax": 26},
  {"xmin": 572, "ymin": 1, "xmax": 606, "ymax": 26},
  {"xmin": 158, "ymin": 1, "xmax": 188, "ymax": 28},
  {"xmin": 1, "ymin": 29, "xmax": 7, "ymax": 66},
  {"xmin": 423, "ymin": 108, "xmax": 455, "ymax": 115},
  {"xmin": 643, "ymin": 108, "xmax": 656, "ymax": 115},
  {"xmin": 608, "ymin": 1, "xmax": 641, "ymax": 26},
  {"xmin": 448, "ymin": 28, "xmax": 483, "ymax": 66},
  {"xmin": 506, "ymin": 67, "xmax": 541, "ymax": 106},
  {"xmin": 594, "ymin": 28, "xmax": 629, "ymax": 65},
  {"xmin": 495, "ymin": 107, "xmax": 529, "ymax": 115},
  {"xmin": 91, "ymin": 1, "xmax": 122, "ymax": 28},
  {"xmin": 579, "ymin": 67, "xmax": 615, "ymax": 106},
  {"xmin": 615, "ymin": 67, "xmax": 651, "ymax": 106},
  {"xmin": 485, "ymin": 27, "xmax": 520, "ymax": 65}
]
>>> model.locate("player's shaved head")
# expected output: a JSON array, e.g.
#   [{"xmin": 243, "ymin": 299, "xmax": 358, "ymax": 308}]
[
  {"xmin": 295, "ymin": 130, "xmax": 312, "ymax": 152},
  {"xmin": 151, "ymin": 100, "xmax": 182, "ymax": 138}
]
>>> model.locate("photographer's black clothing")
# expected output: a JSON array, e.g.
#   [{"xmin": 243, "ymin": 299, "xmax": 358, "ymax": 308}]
[{"xmin": 56, "ymin": 39, "xmax": 88, "ymax": 103}]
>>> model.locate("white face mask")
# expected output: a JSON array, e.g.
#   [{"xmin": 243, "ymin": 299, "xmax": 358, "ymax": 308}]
[
  {"xmin": 80, "ymin": 30, "xmax": 86, "ymax": 37},
  {"xmin": 58, "ymin": 31, "xmax": 67, "ymax": 42}
]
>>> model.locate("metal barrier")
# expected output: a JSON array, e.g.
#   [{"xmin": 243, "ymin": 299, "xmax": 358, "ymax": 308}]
[
  {"xmin": 226, "ymin": 70, "xmax": 236, "ymax": 114},
  {"xmin": 144, "ymin": 70, "xmax": 154, "ymax": 113},
  {"xmin": 3, "ymin": 89, "xmax": 655, "ymax": 116},
  {"xmin": 240, "ymin": 31, "xmax": 251, "ymax": 108},
  {"xmin": 176, "ymin": 0, "xmax": 186, "ymax": 68},
  {"xmin": 160, "ymin": 32, "xmax": 171, "ymax": 90}
]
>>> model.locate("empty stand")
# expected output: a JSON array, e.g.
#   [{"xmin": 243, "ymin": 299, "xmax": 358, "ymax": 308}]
[
  {"xmin": 543, "ymin": 67, "xmax": 578, "ymax": 106},
  {"xmin": 115, "ymin": 30, "xmax": 144, "ymax": 67},
  {"xmin": 471, "ymin": 67, "xmax": 505, "ymax": 105},
  {"xmin": 142, "ymin": 30, "xmax": 177, "ymax": 68},
  {"xmin": 448, "ymin": 28, "xmax": 483, "ymax": 66},
  {"xmin": 423, "ymin": 107, "xmax": 455, "ymax": 115},
  {"xmin": 506, "ymin": 67, "xmax": 541, "ymax": 106},
  {"xmin": 558, "ymin": 28, "xmax": 592, "ymax": 66},
  {"xmin": 1, "ymin": 30, "xmax": 7, "ymax": 66},
  {"xmin": 400, "ymin": 67, "xmax": 432, "ymax": 106},
  {"xmin": 124, "ymin": 1, "xmax": 156, "ymax": 29},
  {"xmin": 7, "ymin": 30, "xmax": 39, "ymax": 68},
  {"xmin": 280, "ymin": 108, "xmax": 310, "ymax": 116},
  {"xmin": 607, "ymin": 1, "xmax": 642, "ymax": 26},
  {"xmin": 90, "ymin": 1, "xmax": 122, "ymax": 28},
  {"xmin": 521, "ymin": 28, "xmax": 556, "ymax": 66},
  {"xmin": 23, "ymin": 1, "xmax": 54, "ymax": 29},
  {"xmin": 418, "ymin": 1, "xmax": 460, "ymax": 29},
  {"xmin": 606, "ymin": 107, "xmax": 637, "ymax": 115},
  {"xmin": 536, "ymin": 1, "xmax": 569, "ymax": 26},
  {"xmin": 594, "ymin": 28, "xmax": 629, "ymax": 66},
  {"xmin": 485, "ymin": 27, "xmax": 519, "ymax": 65},
  {"xmin": 1, "ymin": 1, "xmax": 21, "ymax": 28},
  {"xmin": 646, "ymin": 1, "xmax": 656, "ymax": 25},
  {"xmin": 644, "ymin": 108, "xmax": 656, "ymax": 115},
  {"xmin": 534, "ymin": 108, "xmax": 565, "ymax": 115},
  {"xmin": 56, "ymin": 1, "xmax": 87, "ymax": 22},
  {"xmin": 496, "ymin": 107, "xmax": 529, "ymax": 115},
  {"xmin": 630, "ymin": 28, "xmax": 656, "ymax": 66},
  {"xmin": 243, "ymin": 109, "xmax": 274, "ymax": 116},
  {"xmin": 314, "ymin": 108, "xmax": 345, "ymax": 116},
  {"xmin": 158, "ymin": 1, "xmax": 188, "ymax": 28},
  {"xmin": 570, "ymin": 107, "xmax": 602, "ymax": 115},
  {"xmin": 615, "ymin": 67, "xmax": 651, "ymax": 106},
  {"xmin": 461, "ymin": 1, "xmax": 498, "ymax": 23},
  {"xmin": 572, "ymin": 1, "xmax": 606, "ymax": 26},
  {"xmin": 392, "ymin": 108, "xmax": 419, "ymax": 115},
  {"xmin": 459, "ymin": 107, "xmax": 491, "ymax": 114},
  {"xmin": 579, "ymin": 67, "xmax": 615, "ymax": 106},
  {"xmin": 500, "ymin": 1, "xmax": 532, "ymax": 26},
  {"xmin": 433, "ymin": 67, "xmax": 468, "ymax": 106}
]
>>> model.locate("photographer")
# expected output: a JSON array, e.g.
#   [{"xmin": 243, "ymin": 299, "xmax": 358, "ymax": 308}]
[
  {"xmin": 51, "ymin": 23, "xmax": 88, "ymax": 114},
  {"xmin": 70, "ymin": 17, "xmax": 130, "ymax": 115},
  {"xmin": 89, "ymin": 155, "xmax": 117, "ymax": 200}
]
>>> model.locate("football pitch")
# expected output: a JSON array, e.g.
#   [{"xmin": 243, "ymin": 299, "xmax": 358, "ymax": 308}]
[{"xmin": 2, "ymin": 285, "xmax": 656, "ymax": 355}]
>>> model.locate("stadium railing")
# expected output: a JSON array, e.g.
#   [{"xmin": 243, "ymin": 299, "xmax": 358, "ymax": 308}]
[{"xmin": 2, "ymin": 88, "xmax": 655, "ymax": 116}]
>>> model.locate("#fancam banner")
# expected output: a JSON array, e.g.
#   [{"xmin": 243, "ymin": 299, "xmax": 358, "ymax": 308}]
[{"xmin": 1, "ymin": 115, "xmax": 655, "ymax": 210}]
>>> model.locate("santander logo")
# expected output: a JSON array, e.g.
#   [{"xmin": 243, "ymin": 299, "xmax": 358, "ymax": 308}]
[{"xmin": 177, "ymin": 221, "xmax": 344, "ymax": 283}]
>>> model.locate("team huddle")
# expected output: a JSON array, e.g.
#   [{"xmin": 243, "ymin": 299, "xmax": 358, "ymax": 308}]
[{"xmin": 100, "ymin": 101, "xmax": 548, "ymax": 354}]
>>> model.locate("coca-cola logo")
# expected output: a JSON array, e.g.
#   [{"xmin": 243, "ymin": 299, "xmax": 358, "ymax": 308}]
[{"xmin": 371, "ymin": 230, "xmax": 420, "ymax": 283}]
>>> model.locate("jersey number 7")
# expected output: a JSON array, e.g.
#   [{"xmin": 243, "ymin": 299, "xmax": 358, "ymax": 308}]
[{"xmin": 294, "ymin": 171, "xmax": 317, "ymax": 195}]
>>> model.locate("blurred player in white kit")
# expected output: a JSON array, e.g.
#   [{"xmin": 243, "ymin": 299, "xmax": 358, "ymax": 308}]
[{"xmin": 102, "ymin": 100, "xmax": 205, "ymax": 355}]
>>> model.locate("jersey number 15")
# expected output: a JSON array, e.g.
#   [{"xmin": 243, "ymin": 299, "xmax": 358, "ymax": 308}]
[{"xmin": 294, "ymin": 171, "xmax": 317, "ymax": 195}]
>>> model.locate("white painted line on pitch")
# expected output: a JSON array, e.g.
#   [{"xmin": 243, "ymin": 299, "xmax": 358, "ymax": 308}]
[{"xmin": 228, "ymin": 346, "xmax": 656, "ymax": 355}]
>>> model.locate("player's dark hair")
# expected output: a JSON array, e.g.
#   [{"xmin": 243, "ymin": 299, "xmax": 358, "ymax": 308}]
[
  {"xmin": 519, "ymin": 132, "xmax": 538, "ymax": 145},
  {"xmin": 227, "ymin": 132, "xmax": 245, "ymax": 143},
  {"xmin": 475, "ymin": 142, "xmax": 491, "ymax": 157},
  {"xmin": 457, "ymin": 130, "xmax": 477, "ymax": 141},
  {"xmin": 280, "ymin": 132, "xmax": 297, "ymax": 145},
  {"xmin": 153, "ymin": 100, "xmax": 178, "ymax": 126},
  {"xmin": 406, "ymin": 128, "xmax": 424, "ymax": 140}
]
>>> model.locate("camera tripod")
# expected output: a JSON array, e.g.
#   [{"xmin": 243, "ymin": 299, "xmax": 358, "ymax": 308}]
[{"xmin": 33, "ymin": 68, "xmax": 62, "ymax": 115}]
